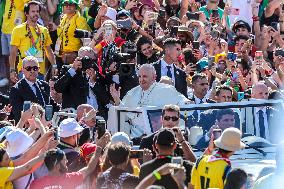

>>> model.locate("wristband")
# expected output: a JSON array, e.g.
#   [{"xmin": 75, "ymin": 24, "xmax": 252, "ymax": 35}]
[
  {"xmin": 252, "ymin": 16, "xmax": 259, "ymax": 22},
  {"xmin": 153, "ymin": 170, "xmax": 162, "ymax": 180}
]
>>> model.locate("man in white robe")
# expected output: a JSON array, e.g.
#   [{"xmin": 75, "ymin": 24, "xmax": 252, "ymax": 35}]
[{"xmin": 110, "ymin": 64, "xmax": 190, "ymax": 137}]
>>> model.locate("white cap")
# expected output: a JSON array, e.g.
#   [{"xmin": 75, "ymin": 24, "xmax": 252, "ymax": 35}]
[
  {"xmin": 105, "ymin": 7, "xmax": 117, "ymax": 22},
  {"xmin": 111, "ymin": 132, "xmax": 132, "ymax": 146},
  {"xmin": 6, "ymin": 129, "xmax": 34, "ymax": 158},
  {"xmin": 59, "ymin": 118, "xmax": 84, "ymax": 138}
]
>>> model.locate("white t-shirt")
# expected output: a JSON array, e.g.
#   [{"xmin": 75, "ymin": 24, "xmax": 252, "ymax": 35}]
[{"xmin": 228, "ymin": 0, "xmax": 253, "ymax": 28}]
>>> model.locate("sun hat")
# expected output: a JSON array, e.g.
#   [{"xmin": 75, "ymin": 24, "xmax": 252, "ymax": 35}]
[
  {"xmin": 6, "ymin": 129, "xmax": 34, "ymax": 158},
  {"xmin": 59, "ymin": 118, "xmax": 84, "ymax": 138},
  {"xmin": 111, "ymin": 132, "xmax": 132, "ymax": 146},
  {"xmin": 105, "ymin": 7, "xmax": 117, "ymax": 22},
  {"xmin": 214, "ymin": 127, "xmax": 245, "ymax": 152}
]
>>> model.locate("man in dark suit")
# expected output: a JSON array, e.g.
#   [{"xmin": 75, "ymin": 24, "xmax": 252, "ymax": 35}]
[
  {"xmin": 195, "ymin": 109, "xmax": 238, "ymax": 149},
  {"xmin": 9, "ymin": 56, "xmax": 59, "ymax": 122},
  {"xmin": 198, "ymin": 85, "xmax": 240, "ymax": 132},
  {"xmin": 245, "ymin": 83, "xmax": 280, "ymax": 143},
  {"xmin": 140, "ymin": 104, "xmax": 196, "ymax": 162},
  {"xmin": 152, "ymin": 38, "xmax": 188, "ymax": 97},
  {"xmin": 54, "ymin": 46, "xmax": 111, "ymax": 116},
  {"xmin": 186, "ymin": 73, "xmax": 212, "ymax": 127}
]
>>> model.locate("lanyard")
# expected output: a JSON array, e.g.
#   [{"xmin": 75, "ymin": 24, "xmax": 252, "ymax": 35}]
[{"xmin": 26, "ymin": 23, "xmax": 42, "ymax": 48}]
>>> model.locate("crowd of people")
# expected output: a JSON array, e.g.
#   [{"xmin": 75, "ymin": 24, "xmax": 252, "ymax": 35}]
[{"xmin": 0, "ymin": 0, "xmax": 284, "ymax": 188}]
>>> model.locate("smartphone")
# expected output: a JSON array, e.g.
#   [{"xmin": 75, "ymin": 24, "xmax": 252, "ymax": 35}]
[
  {"xmin": 104, "ymin": 23, "xmax": 113, "ymax": 37},
  {"xmin": 271, "ymin": 22, "xmax": 278, "ymax": 31},
  {"xmin": 275, "ymin": 49, "xmax": 284, "ymax": 57},
  {"xmin": 45, "ymin": 105, "xmax": 53, "ymax": 121},
  {"xmin": 213, "ymin": 129, "xmax": 222, "ymax": 139},
  {"xmin": 171, "ymin": 157, "xmax": 183, "ymax": 165},
  {"xmin": 210, "ymin": 29, "xmax": 219, "ymax": 39},
  {"xmin": 212, "ymin": 9, "xmax": 219, "ymax": 18},
  {"xmin": 96, "ymin": 119, "xmax": 106, "ymax": 139},
  {"xmin": 255, "ymin": 51, "xmax": 263, "ymax": 60},
  {"xmin": 23, "ymin": 101, "xmax": 31, "ymax": 111},
  {"xmin": 130, "ymin": 150, "xmax": 143, "ymax": 159},
  {"xmin": 208, "ymin": 56, "xmax": 215, "ymax": 68},
  {"xmin": 146, "ymin": 11, "xmax": 158, "ymax": 20},
  {"xmin": 117, "ymin": 18, "xmax": 132, "ymax": 29},
  {"xmin": 159, "ymin": 9, "xmax": 166, "ymax": 18},
  {"xmin": 228, "ymin": 8, "xmax": 240, "ymax": 15},
  {"xmin": 227, "ymin": 52, "xmax": 237, "ymax": 61},
  {"xmin": 237, "ymin": 92, "xmax": 245, "ymax": 101},
  {"xmin": 232, "ymin": 72, "xmax": 239, "ymax": 80},
  {"xmin": 192, "ymin": 41, "xmax": 200, "ymax": 49},
  {"xmin": 186, "ymin": 12, "xmax": 199, "ymax": 20},
  {"xmin": 170, "ymin": 26, "xmax": 179, "ymax": 37},
  {"xmin": 53, "ymin": 127, "xmax": 60, "ymax": 141}
]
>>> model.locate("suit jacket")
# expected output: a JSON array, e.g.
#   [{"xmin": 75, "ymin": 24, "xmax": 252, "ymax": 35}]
[
  {"xmin": 186, "ymin": 96, "xmax": 215, "ymax": 128},
  {"xmin": 152, "ymin": 60, "xmax": 188, "ymax": 97},
  {"xmin": 245, "ymin": 107, "xmax": 279, "ymax": 143},
  {"xmin": 198, "ymin": 109, "xmax": 241, "ymax": 133},
  {"xmin": 9, "ymin": 79, "xmax": 59, "ymax": 122},
  {"xmin": 55, "ymin": 70, "xmax": 111, "ymax": 118},
  {"xmin": 90, "ymin": 81, "xmax": 111, "ymax": 120},
  {"xmin": 54, "ymin": 70, "xmax": 89, "ymax": 109},
  {"xmin": 0, "ymin": 93, "xmax": 9, "ymax": 110}
]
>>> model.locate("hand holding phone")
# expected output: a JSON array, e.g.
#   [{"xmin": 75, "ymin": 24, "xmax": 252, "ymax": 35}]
[
  {"xmin": 96, "ymin": 119, "xmax": 106, "ymax": 139},
  {"xmin": 23, "ymin": 101, "xmax": 31, "ymax": 112},
  {"xmin": 213, "ymin": 129, "xmax": 222, "ymax": 139},
  {"xmin": 130, "ymin": 150, "xmax": 144, "ymax": 159}
]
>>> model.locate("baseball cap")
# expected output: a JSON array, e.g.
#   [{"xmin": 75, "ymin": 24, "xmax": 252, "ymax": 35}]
[
  {"xmin": 59, "ymin": 118, "xmax": 84, "ymax": 138},
  {"xmin": 155, "ymin": 128, "xmax": 176, "ymax": 146},
  {"xmin": 80, "ymin": 143, "xmax": 97, "ymax": 162},
  {"xmin": 111, "ymin": 132, "xmax": 132, "ymax": 146},
  {"xmin": 117, "ymin": 9, "xmax": 131, "ymax": 18},
  {"xmin": 232, "ymin": 20, "xmax": 251, "ymax": 33}
]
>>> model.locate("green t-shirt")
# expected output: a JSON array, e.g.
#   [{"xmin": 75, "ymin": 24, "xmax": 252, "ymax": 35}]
[{"xmin": 199, "ymin": 6, "xmax": 230, "ymax": 27}]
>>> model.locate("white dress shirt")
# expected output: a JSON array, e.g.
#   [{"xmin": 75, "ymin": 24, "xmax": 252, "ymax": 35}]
[
  {"xmin": 87, "ymin": 82, "xmax": 98, "ymax": 109},
  {"xmin": 25, "ymin": 78, "xmax": 45, "ymax": 106},
  {"xmin": 160, "ymin": 59, "xmax": 175, "ymax": 84},
  {"xmin": 254, "ymin": 107, "xmax": 269, "ymax": 140}
]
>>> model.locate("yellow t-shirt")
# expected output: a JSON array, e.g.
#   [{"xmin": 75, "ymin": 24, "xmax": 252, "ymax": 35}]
[
  {"xmin": 191, "ymin": 155, "xmax": 231, "ymax": 189},
  {"xmin": 10, "ymin": 22, "xmax": 52, "ymax": 74},
  {"xmin": 57, "ymin": 12, "xmax": 91, "ymax": 53},
  {"xmin": 1, "ymin": 0, "xmax": 29, "ymax": 34},
  {"xmin": 0, "ymin": 161, "xmax": 14, "ymax": 189}
]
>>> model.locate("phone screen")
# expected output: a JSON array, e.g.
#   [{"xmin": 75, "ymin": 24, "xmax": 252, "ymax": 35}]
[
  {"xmin": 96, "ymin": 120, "xmax": 106, "ymax": 139},
  {"xmin": 213, "ymin": 129, "xmax": 222, "ymax": 139},
  {"xmin": 130, "ymin": 150, "xmax": 143, "ymax": 159},
  {"xmin": 171, "ymin": 157, "xmax": 183, "ymax": 165},
  {"xmin": 23, "ymin": 101, "xmax": 31, "ymax": 111},
  {"xmin": 192, "ymin": 41, "xmax": 200, "ymax": 49},
  {"xmin": 45, "ymin": 105, "xmax": 53, "ymax": 121}
]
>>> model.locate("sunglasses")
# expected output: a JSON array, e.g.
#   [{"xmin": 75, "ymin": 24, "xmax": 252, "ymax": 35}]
[
  {"xmin": 25, "ymin": 66, "xmax": 39, "ymax": 72},
  {"xmin": 163, "ymin": 116, "xmax": 179, "ymax": 121}
]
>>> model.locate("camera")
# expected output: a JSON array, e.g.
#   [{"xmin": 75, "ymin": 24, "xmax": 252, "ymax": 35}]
[
  {"xmin": 80, "ymin": 56, "xmax": 96, "ymax": 71},
  {"xmin": 74, "ymin": 29, "xmax": 95, "ymax": 38}
]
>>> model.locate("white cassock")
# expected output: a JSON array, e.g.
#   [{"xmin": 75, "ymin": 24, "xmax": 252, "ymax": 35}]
[
  {"xmin": 120, "ymin": 82, "xmax": 189, "ymax": 138},
  {"xmin": 121, "ymin": 82, "xmax": 188, "ymax": 107}
]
